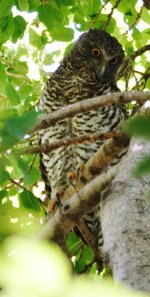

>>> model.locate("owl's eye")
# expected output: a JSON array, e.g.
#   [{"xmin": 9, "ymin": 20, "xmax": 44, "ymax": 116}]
[
  {"xmin": 110, "ymin": 57, "xmax": 118, "ymax": 64},
  {"xmin": 92, "ymin": 48, "xmax": 101, "ymax": 57}
]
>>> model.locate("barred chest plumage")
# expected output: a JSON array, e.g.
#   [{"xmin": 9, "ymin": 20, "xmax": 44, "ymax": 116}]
[{"xmin": 39, "ymin": 66, "xmax": 126, "ymax": 198}]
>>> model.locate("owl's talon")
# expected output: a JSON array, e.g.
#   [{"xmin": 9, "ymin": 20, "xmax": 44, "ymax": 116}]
[
  {"xmin": 68, "ymin": 171, "xmax": 77, "ymax": 186},
  {"xmin": 68, "ymin": 171, "xmax": 77, "ymax": 180},
  {"xmin": 78, "ymin": 164, "xmax": 85, "ymax": 173},
  {"xmin": 48, "ymin": 191, "xmax": 64, "ymax": 214},
  {"xmin": 76, "ymin": 163, "xmax": 85, "ymax": 179},
  {"xmin": 48, "ymin": 198, "xmax": 58, "ymax": 214}
]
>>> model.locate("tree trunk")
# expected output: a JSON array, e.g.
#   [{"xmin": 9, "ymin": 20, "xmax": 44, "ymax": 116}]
[{"xmin": 101, "ymin": 138, "xmax": 150, "ymax": 292}]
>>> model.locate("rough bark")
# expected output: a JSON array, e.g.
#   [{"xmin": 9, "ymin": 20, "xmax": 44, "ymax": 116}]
[
  {"xmin": 29, "ymin": 91, "xmax": 150, "ymax": 133},
  {"xmin": 101, "ymin": 138, "xmax": 150, "ymax": 292}
]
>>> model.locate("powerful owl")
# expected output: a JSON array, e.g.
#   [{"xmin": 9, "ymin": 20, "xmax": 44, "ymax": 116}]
[{"xmin": 38, "ymin": 29, "xmax": 127, "ymax": 247}]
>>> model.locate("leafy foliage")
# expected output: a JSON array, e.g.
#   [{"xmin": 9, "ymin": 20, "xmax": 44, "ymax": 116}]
[{"xmin": 0, "ymin": 0, "xmax": 149, "ymax": 294}]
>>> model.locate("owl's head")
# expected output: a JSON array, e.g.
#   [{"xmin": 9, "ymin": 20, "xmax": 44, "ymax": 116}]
[{"xmin": 72, "ymin": 29, "xmax": 124, "ymax": 81}]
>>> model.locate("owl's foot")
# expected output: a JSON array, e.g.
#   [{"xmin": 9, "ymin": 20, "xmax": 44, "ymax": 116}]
[
  {"xmin": 48, "ymin": 198, "xmax": 59, "ymax": 214},
  {"xmin": 68, "ymin": 164, "xmax": 85, "ymax": 186},
  {"xmin": 47, "ymin": 191, "xmax": 64, "ymax": 214},
  {"xmin": 67, "ymin": 171, "xmax": 77, "ymax": 186},
  {"xmin": 77, "ymin": 163, "xmax": 85, "ymax": 176}
]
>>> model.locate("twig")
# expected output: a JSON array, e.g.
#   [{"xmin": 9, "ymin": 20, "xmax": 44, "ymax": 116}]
[
  {"xmin": 9, "ymin": 178, "xmax": 27, "ymax": 191},
  {"xmin": 102, "ymin": 0, "xmax": 122, "ymax": 30},
  {"xmin": 77, "ymin": 218, "xmax": 104, "ymax": 269},
  {"xmin": 118, "ymin": 45, "xmax": 150, "ymax": 79},
  {"xmin": 89, "ymin": 0, "xmax": 110, "ymax": 29},
  {"xmin": 132, "ymin": 67, "xmax": 150, "ymax": 91},
  {"xmin": 6, "ymin": 72, "xmax": 28, "ymax": 80},
  {"xmin": 27, "ymin": 154, "xmax": 38, "ymax": 172},
  {"xmin": 123, "ymin": 5, "xmax": 143, "ymax": 35},
  {"xmin": 29, "ymin": 91, "xmax": 150, "ymax": 134},
  {"xmin": 21, "ymin": 130, "xmax": 121, "ymax": 155}
]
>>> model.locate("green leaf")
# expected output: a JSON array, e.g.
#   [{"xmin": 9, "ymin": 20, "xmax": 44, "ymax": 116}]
[
  {"xmin": 51, "ymin": 26, "xmax": 74, "ymax": 41},
  {"xmin": 18, "ymin": 85, "xmax": 33, "ymax": 99},
  {"xmin": 141, "ymin": 7, "xmax": 150, "ymax": 25},
  {"xmin": 15, "ymin": 61, "xmax": 28, "ymax": 75},
  {"xmin": 134, "ymin": 156, "xmax": 150, "ymax": 177},
  {"xmin": 0, "ymin": 0, "xmax": 14, "ymax": 19},
  {"xmin": 66, "ymin": 232, "xmax": 82, "ymax": 255},
  {"xmin": 0, "ymin": 190, "xmax": 8, "ymax": 200},
  {"xmin": 29, "ymin": 28, "xmax": 45, "ymax": 49},
  {"xmin": 74, "ymin": 12, "xmax": 87, "ymax": 31},
  {"xmin": 0, "ymin": 110, "xmax": 39, "ymax": 150},
  {"xmin": 28, "ymin": 0, "xmax": 39, "ymax": 11},
  {"xmin": 19, "ymin": 190, "xmax": 42, "ymax": 212},
  {"xmin": 62, "ymin": 0, "xmax": 75, "ymax": 5},
  {"xmin": 81, "ymin": 246, "xmax": 94, "ymax": 265},
  {"xmin": 80, "ymin": 0, "xmax": 100, "ymax": 16},
  {"xmin": 8, "ymin": 152, "xmax": 28, "ymax": 179},
  {"xmin": 24, "ymin": 167, "xmax": 41, "ymax": 186},
  {"xmin": 38, "ymin": 4, "xmax": 55, "ymax": 31},
  {"xmin": 0, "ymin": 14, "xmax": 14, "ymax": 45},
  {"xmin": 63, "ymin": 43, "xmax": 73, "ymax": 57},
  {"xmin": 18, "ymin": 0, "xmax": 29, "ymax": 11},
  {"xmin": 124, "ymin": 116, "xmax": 150, "ymax": 139},
  {"xmin": 0, "ymin": 160, "xmax": 10, "ymax": 185},
  {"xmin": 107, "ymin": 17, "xmax": 116, "ymax": 34},
  {"xmin": 0, "ymin": 63, "xmax": 6, "ymax": 96},
  {"xmin": 12, "ymin": 16, "xmax": 27, "ymax": 43},
  {"xmin": 44, "ymin": 50, "xmax": 61, "ymax": 64},
  {"xmin": 5, "ymin": 82, "xmax": 20, "ymax": 106}
]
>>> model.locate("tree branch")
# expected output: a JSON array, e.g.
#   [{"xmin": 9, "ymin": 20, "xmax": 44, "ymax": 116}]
[
  {"xmin": 29, "ymin": 91, "xmax": 150, "ymax": 133},
  {"xmin": 62, "ymin": 130, "xmax": 129, "ymax": 202},
  {"xmin": 38, "ymin": 163, "xmax": 119, "ymax": 242},
  {"xmin": 37, "ymin": 129, "xmax": 129, "ymax": 256},
  {"xmin": 118, "ymin": 45, "xmax": 150, "ymax": 79},
  {"xmin": 21, "ymin": 130, "xmax": 122, "ymax": 155},
  {"xmin": 101, "ymin": 138, "xmax": 150, "ymax": 292},
  {"xmin": 102, "ymin": 0, "xmax": 122, "ymax": 30}
]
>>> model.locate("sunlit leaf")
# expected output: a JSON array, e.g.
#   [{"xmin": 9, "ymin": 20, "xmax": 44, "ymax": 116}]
[
  {"xmin": 29, "ymin": 28, "xmax": 45, "ymax": 49},
  {"xmin": 38, "ymin": 4, "xmax": 55, "ymax": 31},
  {"xmin": 0, "ymin": 14, "xmax": 14, "ymax": 45},
  {"xmin": 19, "ymin": 190, "xmax": 42, "ymax": 212},
  {"xmin": 18, "ymin": 0, "xmax": 29, "ymax": 11},
  {"xmin": 51, "ymin": 26, "xmax": 74, "ymax": 41},
  {"xmin": 0, "ymin": 190, "xmax": 8, "ymax": 200},
  {"xmin": 66, "ymin": 232, "xmax": 82, "ymax": 255},
  {"xmin": 24, "ymin": 167, "xmax": 41, "ymax": 186},
  {"xmin": 12, "ymin": 15, "xmax": 27, "ymax": 42},
  {"xmin": 0, "ymin": 0, "xmax": 14, "ymax": 19},
  {"xmin": 0, "ymin": 63, "xmax": 7, "ymax": 95},
  {"xmin": 5, "ymin": 82, "xmax": 20, "ymax": 105},
  {"xmin": 0, "ymin": 110, "xmax": 39, "ymax": 150}
]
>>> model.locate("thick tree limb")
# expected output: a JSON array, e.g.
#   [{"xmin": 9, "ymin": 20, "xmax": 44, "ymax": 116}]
[
  {"xmin": 37, "ymin": 129, "xmax": 129, "ymax": 259},
  {"xmin": 62, "ymin": 130, "xmax": 129, "ymax": 201},
  {"xmin": 101, "ymin": 138, "xmax": 150, "ymax": 292},
  {"xmin": 29, "ymin": 91, "xmax": 150, "ymax": 133},
  {"xmin": 38, "ymin": 163, "xmax": 119, "ymax": 242}
]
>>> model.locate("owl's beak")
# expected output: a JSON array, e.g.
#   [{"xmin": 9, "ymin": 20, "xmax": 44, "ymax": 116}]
[{"xmin": 95, "ymin": 62, "xmax": 107, "ymax": 80}]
